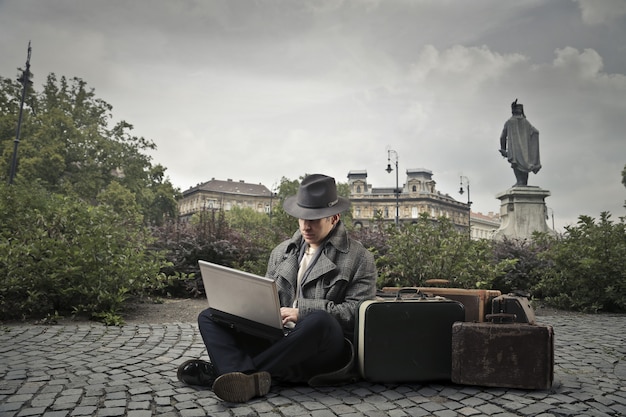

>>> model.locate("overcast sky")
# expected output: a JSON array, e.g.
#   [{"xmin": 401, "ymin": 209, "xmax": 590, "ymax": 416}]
[{"xmin": 1, "ymin": 0, "xmax": 625, "ymax": 231}]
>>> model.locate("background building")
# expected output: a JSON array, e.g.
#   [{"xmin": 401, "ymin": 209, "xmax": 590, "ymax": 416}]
[
  {"xmin": 470, "ymin": 211, "xmax": 501, "ymax": 240},
  {"xmin": 348, "ymin": 169, "xmax": 470, "ymax": 230},
  {"xmin": 178, "ymin": 178, "xmax": 273, "ymax": 221},
  {"xmin": 178, "ymin": 173, "xmax": 501, "ymax": 238}
]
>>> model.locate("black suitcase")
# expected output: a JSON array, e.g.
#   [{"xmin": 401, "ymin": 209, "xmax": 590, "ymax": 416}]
[
  {"xmin": 491, "ymin": 293, "xmax": 536, "ymax": 324},
  {"xmin": 356, "ymin": 290, "xmax": 465, "ymax": 383}
]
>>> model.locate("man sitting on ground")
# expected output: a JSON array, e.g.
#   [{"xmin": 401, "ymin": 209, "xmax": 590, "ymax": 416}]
[{"xmin": 177, "ymin": 174, "xmax": 378, "ymax": 402}]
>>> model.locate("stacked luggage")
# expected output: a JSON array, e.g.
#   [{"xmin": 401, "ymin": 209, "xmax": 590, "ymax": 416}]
[
  {"xmin": 382, "ymin": 286, "xmax": 502, "ymax": 322},
  {"xmin": 451, "ymin": 293, "xmax": 553, "ymax": 390},
  {"xmin": 356, "ymin": 288, "xmax": 554, "ymax": 390}
]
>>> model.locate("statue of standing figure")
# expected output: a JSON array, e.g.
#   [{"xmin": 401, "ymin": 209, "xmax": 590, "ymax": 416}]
[{"xmin": 499, "ymin": 99, "xmax": 541, "ymax": 187}]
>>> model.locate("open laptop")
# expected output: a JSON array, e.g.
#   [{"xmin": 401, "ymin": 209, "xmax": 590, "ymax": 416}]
[{"xmin": 198, "ymin": 260, "xmax": 290, "ymax": 341}]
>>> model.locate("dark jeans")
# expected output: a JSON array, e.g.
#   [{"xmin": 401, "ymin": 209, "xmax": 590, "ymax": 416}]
[{"xmin": 198, "ymin": 309, "xmax": 346, "ymax": 383}]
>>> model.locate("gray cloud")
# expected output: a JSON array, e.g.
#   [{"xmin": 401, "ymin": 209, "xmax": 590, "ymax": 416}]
[{"xmin": 1, "ymin": 0, "xmax": 624, "ymax": 231}]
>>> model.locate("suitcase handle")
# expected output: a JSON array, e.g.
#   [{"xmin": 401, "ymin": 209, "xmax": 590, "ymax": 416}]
[
  {"xmin": 486, "ymin": 313, "xmax": 518, "ymax": 323},
  {"xmin": 376, "ymin": 287, "xmax": 426, "ymax": 300},
  {"xmin": 394, "ymin": 288, "xmax": 424, "ymax": 300}
]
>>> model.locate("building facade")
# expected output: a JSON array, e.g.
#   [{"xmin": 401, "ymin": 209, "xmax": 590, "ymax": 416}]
[
  {"xmin": 348, "ymin": 169, "xmax": 471, "ymax": 230},
  {"xmin": 470, "ymin": 211, "xmax": 501, "ymax": 240},
  {"xmin": 178, "ymin": 173, "xmax": 501, "ymax": 238},
  {"xmin": 178, "ymin": 178, "xmax": 273, "ymax": 220}
]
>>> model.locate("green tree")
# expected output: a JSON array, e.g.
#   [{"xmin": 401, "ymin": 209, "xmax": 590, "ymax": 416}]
[
  {"xmin": 337, "ymin": 181, "xmax": 354, "ymax": 228},
  {"xmin": 225, "ymin": 206, "xmax": 284, "ymax": 275},
  {"xmin": 269, "ymin": 176, "xmax": 300, "ymax": 238},
  {"xmin": 0, "ymin": 71, "xmax": 181, "ymax": 322},
  {"xmin": 226, "ymin": 205, "xmax": 269, "ymax": 230},
  {"xmin": 97, "ymin": 180, "xmax": 143, "ymax": 223},
  {"xmin": 0, "ymin": 73, "xmax": 179, "ymax": 225}
]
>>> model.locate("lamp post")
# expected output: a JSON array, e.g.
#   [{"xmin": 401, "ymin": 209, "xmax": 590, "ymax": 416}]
[
  {"xmin": 9, "ymin": 41, "xmax": 32, "ymax": 185},
  {"xmin": 385, "ymin": 149, "xmax": 399, "ymax": 226},
  {"xmin": 459, "ymin": 176, "xmax": 472, "ymax": 237}
]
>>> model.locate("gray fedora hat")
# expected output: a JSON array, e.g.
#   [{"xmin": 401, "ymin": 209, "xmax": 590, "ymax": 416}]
[{"xmin": 283, "ymin": 174, "xmax": 351, "ymax": 220}]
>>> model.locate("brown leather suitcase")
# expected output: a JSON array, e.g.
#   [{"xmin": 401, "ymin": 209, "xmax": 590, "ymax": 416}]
[
  {"xmin": 382, "ymin": 287, "xmax": 501, "ymax": 322},
  {"xmin": 450, "ymin": 319, "xmax": 554, "ymax": 390}
]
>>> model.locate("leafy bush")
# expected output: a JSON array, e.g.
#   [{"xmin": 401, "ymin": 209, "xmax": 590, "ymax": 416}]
[
  {"xmin": 536, "ymin": 213, "xmax": 626, "ymax": 312},
  {"xmin": 0, "ymin": 181, "xmax": 166, "ymax": 322},
  {"xmin": 350, "ymin": 224, "xmax": 389, "ymax": 258},
  {"xmin": 153, "ymin": 206, "xmax": 287, "ymax": 297},
  {"xmin": 491, "ymin": 235, "xmax": 554, "ymax": 295},
  {"xmin": 375, "ymin": 214, "xmax": 511, "ymax": 289}
]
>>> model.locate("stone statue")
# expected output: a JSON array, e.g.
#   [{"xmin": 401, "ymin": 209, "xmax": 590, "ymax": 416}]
[{"xmin": 499, "ymin": 99, "xmax": 541, "ymax": 186}]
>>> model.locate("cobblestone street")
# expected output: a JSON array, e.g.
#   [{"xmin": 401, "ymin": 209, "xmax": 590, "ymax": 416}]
[{"xmin": 1, "ymin": 313, "xmax": 625, "ymax": 416}]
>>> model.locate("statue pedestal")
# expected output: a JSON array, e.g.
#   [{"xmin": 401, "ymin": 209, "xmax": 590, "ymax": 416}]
[{"xmin": 494, "ymin": 186, "xmax": 554, "ymax": 240}]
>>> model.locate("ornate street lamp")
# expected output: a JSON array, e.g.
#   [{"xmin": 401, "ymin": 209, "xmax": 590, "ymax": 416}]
[
  {"xmin": 459, "ymin": 176, "xmax": 472, "ymax": 237},
  {"xmin": 386, "ymin": 149, "xmax": 399, "ymax": 226}
]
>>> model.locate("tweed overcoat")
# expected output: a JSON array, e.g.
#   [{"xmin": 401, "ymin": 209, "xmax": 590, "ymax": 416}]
[{"xmin": 265, "ymin": 221, "xmax": 377, "ymax": 338}]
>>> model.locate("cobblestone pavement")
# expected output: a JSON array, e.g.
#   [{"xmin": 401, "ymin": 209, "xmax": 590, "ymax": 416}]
[{"xmin": 1, "ymin": 314, "xmax": 625, "ymax": 417}]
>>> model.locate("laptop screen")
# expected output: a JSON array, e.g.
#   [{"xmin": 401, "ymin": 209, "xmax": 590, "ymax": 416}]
[{"xmin": 198, "ymin": 260, "xmax": 283, "ymax": 331}]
